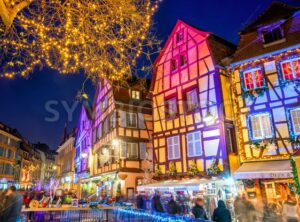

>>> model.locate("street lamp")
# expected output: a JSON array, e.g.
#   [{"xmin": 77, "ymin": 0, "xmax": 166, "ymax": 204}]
[
  {"xmin": 203, "ymin": 100, "xmax": 217, "ymax": 123},
  {"xmin": 81, "ymin": 152, "xmax": 88, "ymax": 159}
]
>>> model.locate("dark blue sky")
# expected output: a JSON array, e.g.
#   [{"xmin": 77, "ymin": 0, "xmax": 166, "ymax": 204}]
[{"xmin": 0, "ymin": 0, "xmax": 300, "ymax": 149}]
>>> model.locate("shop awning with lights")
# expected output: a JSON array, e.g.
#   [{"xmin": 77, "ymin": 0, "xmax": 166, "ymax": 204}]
[
  {"xmin": 233, "ymin": 160, "xmax": 293, "ymax": 180},
  {"xmin": 137, "ymin": 178, "xmax": 225, "ymax": 192}
]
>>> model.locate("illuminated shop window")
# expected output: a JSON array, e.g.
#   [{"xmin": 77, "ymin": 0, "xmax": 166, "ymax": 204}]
[
  {"xmin": 243, "ymin": 68, "xmax": 264, "ymax": 90},
  {"xmin": 280, "ymin": 58, "xmax": 300, "ymax": 80}
]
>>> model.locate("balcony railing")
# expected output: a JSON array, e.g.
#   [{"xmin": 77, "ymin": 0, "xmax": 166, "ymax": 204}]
[{"xmin": 21, "ymin": 207, "xmax": 208, "ymax": 222}]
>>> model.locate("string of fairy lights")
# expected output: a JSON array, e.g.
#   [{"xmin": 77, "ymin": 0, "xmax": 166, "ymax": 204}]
[{"xmin": 0, "ymin": 0, "xmax": 160, "ymax": 81}]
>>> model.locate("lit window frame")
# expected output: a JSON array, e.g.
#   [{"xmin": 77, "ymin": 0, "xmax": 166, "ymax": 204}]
[
  {"xmin": 248, "ymin": 112, "xmax": 274, "ymax": 141},
  {"xmin": 241, "ymin": 67, "xmax": 266, "ymax": 91},
  {"xmin": 279, "ymin": 57, "xmax": 300, "ymax": 81},
  {"xmin": 287, "ymin": 107, "xmax": 300, "ymax": 138}
]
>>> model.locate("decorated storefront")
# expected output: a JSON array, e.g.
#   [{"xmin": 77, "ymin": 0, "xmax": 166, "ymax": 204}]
[
  {"xmin": 234, "ymin": 160, "xmax": 295, "ymax": 205},
  {"xmin": 137, "ymin": 178, "xmax": 237, "ymax": 218}
]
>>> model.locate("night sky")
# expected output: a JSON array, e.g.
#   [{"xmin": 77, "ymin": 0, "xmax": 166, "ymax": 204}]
[{"xmin": 1, "ymin": 0, "xmax": 300, "ymax": 149}]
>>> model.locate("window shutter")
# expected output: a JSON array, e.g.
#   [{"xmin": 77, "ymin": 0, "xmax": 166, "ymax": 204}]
[
  {"xmin": 120, "ymin": 111, "xmax": 126, "ymax": 127},
  {"xmin": 138, "ymin": 113, "xmax": 146, "ymax": 129},
  {"xmin": 120, "ymin": 141, "xmax": 127, "ymax": 159},
  {"xmin": 187, "ymin": 134, "xmax": 194, "ymax": 157},
  {"xmin": 97, "ymin": 123, "xmax": 102, "ymax": 139},
  {"xmin": 174, "ymin": 136, "xmax": 180, "ymax": 159},
  {"xmin": 195, "ymin": 132, "xmax": 202, "ymax": 156},
  {"xmin": 139, "ymin": 142, "xmax": 146, "ymax": 160},
  {"xmin": 167, "ymin": 137, "xmax": 173, "ymax": 160},
  {"xmin": 111, "ymin": 111, "xmax": 116, "ymax": 128}
]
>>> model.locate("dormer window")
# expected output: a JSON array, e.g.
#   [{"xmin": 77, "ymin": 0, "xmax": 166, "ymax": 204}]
[
  {"xmin": 260, "ymin": 23, "xmax": 284, "ymax": 46},
  {"xmin": 176, "ymin": 30, "xmax": 184, "ymax": 43},
  {"xmin": 171, "ymin": 59, "xmax": 177, "ymax": 72},
  {"xmin": 131, "ymin": 90, "xmax": 140, "ymax": 100}
]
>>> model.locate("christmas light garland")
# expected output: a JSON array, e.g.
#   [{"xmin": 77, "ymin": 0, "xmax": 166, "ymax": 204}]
[{"xmin": 0, "ymin": 0, "xmax": 160, "ymax": 81}]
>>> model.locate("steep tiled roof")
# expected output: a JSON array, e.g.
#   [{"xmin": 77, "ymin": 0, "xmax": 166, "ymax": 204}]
[
  {"xmin": 0, "ymin": 122, "xmax": 22, "ymax": 139},
  {"xmin": 240, "ymin": 2, "xmax": 300, "ymax": 34},
  {"xmin": 233, "ymin": 2, "xmax": 300, "ymax": 63}
]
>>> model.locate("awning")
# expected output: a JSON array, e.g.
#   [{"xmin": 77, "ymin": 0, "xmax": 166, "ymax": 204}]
[
  {"xmin": 233, "ymin": 160, "xmax": 293, "ymax": 180},
  {"xmin": 137, "ymin": 178, "xmax": 224, "ymax": 192}
]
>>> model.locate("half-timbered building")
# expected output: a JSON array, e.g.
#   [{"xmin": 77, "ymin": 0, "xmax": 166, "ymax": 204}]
[
  {"xmin": 75, "ymin": 106, "xmax": 92, "ymax": 183},
  {"xmin": 231, "ymin": 2, "xmax": 300, "ymax": 203},
  {"xmin": 89, "ymin": 79, "xmax": 153, "ymax": 199},
  {"xmin": 150, "ymin": 20, "xmax": 236, "ymax": 182}
]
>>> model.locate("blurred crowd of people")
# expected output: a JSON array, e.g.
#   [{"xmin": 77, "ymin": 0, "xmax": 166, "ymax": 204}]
[
  {"xmin": 0, "ymin": 186, "xmax": 23, "ymax": 222},
  {"xmin": 136, "ymin": 191, "xmax": 300, "ymax": 222}
]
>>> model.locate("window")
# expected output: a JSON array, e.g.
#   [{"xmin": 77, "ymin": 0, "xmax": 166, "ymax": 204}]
[
  {"xmin": 180, "ymin": 54, "xmax": 187, "ymax": 66},
  {"xmin": 171, "ymin": 59, "xmax": 177, "ymax": 71},
  {"xmin": 280, "ymin": 58, "xmax": 300, "ymax": 80},
  {"xmin": 0, "ymin": 147, "xmax": 5, "ymax": 157},
  {"xmin": 131, "ymin": 90, "xmax": 140, "ymax": 100},
  {"xmin": 165, "ymin": 97, "xmax": 178, "ymax": 118},
  {"xmin": 226, "ymin": 127, "xmax": 237, "ymax": 154},
  {"xmin": 126, "ymin": 113, "xmax": 137, "ymax": 128},
  {"xmin": 262, "ymin": 26, "xmax": 283, "ymax": 44},
  {"xmin": 243, "ymin": 68, "xmax": 264, "ymax": 90},
  {"xmin": 100, "ymin": 96, "xmax": 108, "ymax": 112},
  {"xmin": 249, "ymin": 113, "xmax": 273, "ymax": 140},
  {"xmin": 127, "ymin": 143, "xmax": 138, "ymax": 159},
  {"xmin": 103, "ymin": 118, "xmax": 109, "ymax": 134},
  {"xmin": 185, "ymin": 89, "xmax": 198, "ymax": 112},
  {"xmin": 176, "ymin": 31, "xmax": 184, "ymax": 43},
  {"xmin": 290, "ymin": 108, "xmax": 300, "ymax": 135},
  {"xmin": 167, "ymin": 136, "xmax": 180, "ymax": 160},
  {"xmin": 187, "ymin": 131, "xmax": 202, "ymax": 157}
]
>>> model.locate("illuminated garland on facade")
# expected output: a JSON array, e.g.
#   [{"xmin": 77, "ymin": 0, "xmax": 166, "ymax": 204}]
[
  {"xmin": 291, "ymin": 159, "xmax": 300, "ymax": 195},
  {"xmin": 0, "ymin": 0, "xmax": 160, "ymax": 81}
]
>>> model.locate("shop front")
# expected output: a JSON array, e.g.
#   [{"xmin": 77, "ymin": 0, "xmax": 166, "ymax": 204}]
[
  {"xmin": 137, "ymin": 178, "xmax": 237, "ymax": 218},
  {"xmin": 234, "ymin": 160, "xmax": 295, "ymax": 206}
]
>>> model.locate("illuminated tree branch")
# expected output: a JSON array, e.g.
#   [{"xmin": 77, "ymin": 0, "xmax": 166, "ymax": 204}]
[{"xmin": 0, "ymin": 0, "xmax": 160, "ymax": 82}]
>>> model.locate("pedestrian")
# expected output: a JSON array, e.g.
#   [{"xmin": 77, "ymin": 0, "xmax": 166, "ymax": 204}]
[
  {"xmin": 282, "ymin": 195, "xmax": 299, "ymax": 222},
  {"xmin": 263, "ymin": 203, "xmax": 280, "ymax": 222},
  {"xmin": 241, "ymin": 194, "xmax": 256, "ymax": 222},
  {"xmin": 23, "ymin": 192, "xmax": 31, "ymax": 208},
  {"xmin": 136, "ymin": 192, "xmax": 144, "ymax": 209},
  {"xmin": 167, "ymin": 195, "xmax": 180, "ymax": 215},
  {"xmin": 152, "ymin": 191, "xmax": 164, "ymax": 213},
  {"xmin": 0, "ymin": 186, "xmax": 23, "ymax": 222},
  {"xmin": 192, "ymin": 197, "xmax": 208, "ymax": 220},
  {"xmin": 212, "ymin": 199, "xmax": 232, "ymax": 222},
  {"xmin": 234, "ymin": 194, "xmax": 246, "ymax": 222}
]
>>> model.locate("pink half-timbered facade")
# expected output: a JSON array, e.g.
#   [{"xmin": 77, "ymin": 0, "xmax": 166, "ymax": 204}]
[
  {"xmin": 231, "ymin": 2, "xmax": 300, "ymax": 203},
  {"xmin": 151, "ymin": 20, "xmax": 236, "ymax": 179}
]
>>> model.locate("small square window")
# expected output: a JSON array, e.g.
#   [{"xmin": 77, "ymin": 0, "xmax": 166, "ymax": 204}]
[
  {"xmin": 180, "ymin": 54, "xmax": 187, "ymax": 66},
  {"xmin": 171, "ymin": 59, "xmax": 177, "ymax": 72},
  {"xmin": 280, "ymin": 58, "xmax": 300, "ymax": 81},
  {"xmin": 249, "ymin": 113, "xmax": 273, "ymax": 140},
  {"xmin": 185, "ymin": 89, "xmax": 198, "ymax": 112},
  {"xmin": 290, "ymin": 108, "xmax": 300, "ymax": 135},
  {"xmin": 165, "ymin": 97, "xmax": 178, "ymax": 118},
  {"xmin": 262, "ymin": 26, "xmax": 284, "ymax": 44},
  {"xmin": 131, "ymin": 90, "xmax": 140, "ymax": 100},
  {"xmin": 243, "ymin": 68, "xmax": 265, "ymax": 90},
  {"xmin": 176, "ymin": 31, "xmax": 184, "ymax": 43}
]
